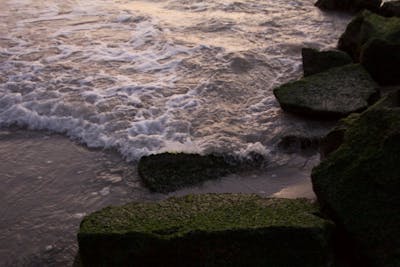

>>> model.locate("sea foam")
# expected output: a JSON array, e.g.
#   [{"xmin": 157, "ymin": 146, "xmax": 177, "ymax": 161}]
[{"xmin": 0, "ymin": 0, "xmax": 351, "ymax": 161}]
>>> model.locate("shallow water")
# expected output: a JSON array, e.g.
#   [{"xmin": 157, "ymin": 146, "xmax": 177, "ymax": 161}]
[
  {"xmin": 0, "ymin": 0, "xmax": 351, "ymax": 265},
  {"xmin": 0, "ymin": 0, "xmax": 350, "ymax": 160}
]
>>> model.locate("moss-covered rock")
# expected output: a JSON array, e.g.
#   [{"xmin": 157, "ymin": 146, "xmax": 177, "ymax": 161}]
[
  {"xmin": 315, "ymin": 0, "xmax": 381, "ymax": 13},
  {"xmin": 379, "ymin": 0, "xmax": 400, "ymax": 17},
  {"xmin": 319, "ymin": 113, "xmax": 361, "ymax": 159},
  {"xmin": 273, "ymin": 64, "xmax": 379, "ymax": 118},
  {"xmin": 138, "ymin": 153, "xmax": 239, "ymax": 193},
  {"xmin": 311, "ymin": 96, "xmax": 400, "ymax": 266},
  {"xmin": 302, "ymin": 48, "xmax": 353, "ymax": 77},
  {"xmin": 78, "ymin": 194, "xmax": 334, "ymax": 267},
  {"xmin": 360, "ymin": 38, "xmax": 400, "ymax": 85},
  {"xmin": 338, "ymin": 10, "xmax": 400, "ymax": 61}
]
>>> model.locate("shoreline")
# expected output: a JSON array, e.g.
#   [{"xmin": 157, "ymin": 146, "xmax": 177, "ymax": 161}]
[{"xmin": 0, "ymin": 127, "xmax": 317, "ymax": 266}]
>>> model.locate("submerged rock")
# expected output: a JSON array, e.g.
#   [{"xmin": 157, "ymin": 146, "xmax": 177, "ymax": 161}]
[
  {"xmin": 78, "ymin": 194, "xmax": 334, "ymax": 267},
  {"xmin": 230, "ymin": 56, "xmax": 253, "ymax": 73},
  {"xmin": 138, "ymin": 153, "xmax": 236, "ymax": 193},
  {"xmin": 338, "ymin": 10, "xmax": 400, "ymax": 61},
  {"xmin": 379, "ymin": 0, "xmax": 400, "ymax": 17},
  {"xmin": 273, "ymin": 64, "xmax": 379, "ymax": 118},
  {"xmin": 312, "ymin": 94, "xmax": 400, "ymax": 266},
  {"xmin": 302, "ymin": 48, "xmax": 353, "ymax": 77},
  {"xmin": 360, "ymin": 38, "xmax": 400, "ymax": 85},
  {"xmin": 278, "ymin": 133, "xmax": 321, "ymax": 154},
  {"xmin": 315, "ymin": 0, "xmax": 381, "ymax": 13}
]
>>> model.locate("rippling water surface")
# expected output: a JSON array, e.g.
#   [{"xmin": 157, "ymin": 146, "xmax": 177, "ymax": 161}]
[
  {"xmin": 0, "ymin": 0, "xmax": 351, "ymax": 265},
  {"xmin": 1, "ymin": 0, "xmax": 351, "ymax": 160}
]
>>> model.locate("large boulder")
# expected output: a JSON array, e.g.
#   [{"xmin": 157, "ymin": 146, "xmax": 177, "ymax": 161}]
[
  {"xmin": 379, "ymin": 0, "xmax": 400, "ymax": 17},
  {"xmin": 302, "ymin": 48, "xmax": 353, "ymax": 77},
  {"xmin": 360, "ymin": 38, "xmax": 400, "ymax": 85},
  {"xmin": 311, "ymin": 95, "xmax": 400, "ymax": 266},
  {"xmin": 78, "ymin": 194, "xmax": 334, "ymax": 267},
  {"xmin": 338, "ymin": 10, "xmax": 400, "ymax": 61},
  {"xmin": 315, "ymin": 0, "xmax": 381, "ymax": 13},
  {"xmin": 273, "ymin": 64, "xmax": 379, "ymax": 118},
  {"xmin": 138, "ymin": 153, "xmax": 237, "ymax": 193}
]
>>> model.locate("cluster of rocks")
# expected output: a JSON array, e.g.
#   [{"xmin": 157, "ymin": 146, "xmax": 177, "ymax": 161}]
[
  {"xmin": 76, "ymin": 4, "xmax": 400, "ymax": 267},
  {"xmin": 275, "ymin": 10, "xmax": 400, "ymax": 119},
  {"xmin": 274, "ymin": 6, "xmax": 400, "ymax": 267}
]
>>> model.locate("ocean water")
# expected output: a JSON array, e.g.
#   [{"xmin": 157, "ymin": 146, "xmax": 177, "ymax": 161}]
[
  {"xmin": 0, "ymin": 0, "xmax": 351, "ymax": 265},
  {"xmin": 0, "ymin": 0, "xmax": 351, "ymax": 161}
]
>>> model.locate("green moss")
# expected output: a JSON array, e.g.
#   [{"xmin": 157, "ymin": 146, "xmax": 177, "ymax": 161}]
[
  {"xmin": 312, "ymin": 96, "xmax": 400, "ymax": 266},
  {"xmin": 78, "ymin": 194, "xmax": 334, "ymax": 267},
  {"xmin": 80, "ymin": 195, "xmax": 327, "ymax": 236},
  {"xmin": 273, "ymin": 64, "xmax": 378, "ymax": 118},
  {"xmin": 138, "ymin": 153, "xmax": 238, "ymax": 193},
  {"xmin": 302, "ymin": 48, "xmax": 353, "ymax": 77},
  {"xmin": 338, "ymin": 10, "xmax": 400, "ymax": 60}
]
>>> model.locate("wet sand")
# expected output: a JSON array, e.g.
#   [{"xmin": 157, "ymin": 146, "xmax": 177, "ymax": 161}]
[
  {"xmin": 0, "ymin": 129, "xmax": 147, "ymax": 266},
  {"xmin": 0, "ymin": 128, "xmax": 317, "ymax": 266}
]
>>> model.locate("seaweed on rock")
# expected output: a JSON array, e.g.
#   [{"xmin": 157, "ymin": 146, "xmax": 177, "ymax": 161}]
[
  {"xmin": 78, "ymin": 194, "xmax": 334, "ymax": 267},
  {"xmin": 137, "ymin": 153, "xmax": 238, "ymax": 193},
  {"xmin": 273, "ymin": 64, "xmax": 379, "ymax": 118},
  {"xmin": 312, "ymin": 93, "xmax": 400, "ymax": 266}
]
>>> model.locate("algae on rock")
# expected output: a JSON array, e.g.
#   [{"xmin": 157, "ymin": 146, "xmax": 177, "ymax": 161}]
[
  {"xmin": 78, "ymin": 194, "xmax": 334, "ymax": 267},
  {"xmin": 312, "ymin": 94, "xmax": 400, "ymax": 266},
  {"xmin": 302, "ymin": 48, "xmax": 352, "ymax": 77},
  {"xmin": 338, "ymin": 10, "xmax": 400, "ymax": 61},
  {"xmin": 273, "ymin": 64, "xmax": 379, "ymax": 118},
  {"xmin": 137, "ymin": 153, "xmax": 238, "ymax": 193},
  {"xmin": 337, "ymin": 11, "xmax": 400, "ymax": 85}
]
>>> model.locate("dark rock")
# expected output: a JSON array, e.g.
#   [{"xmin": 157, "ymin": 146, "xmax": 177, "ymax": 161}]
[
  {"xmin": 302, "ymin": 48, "xmax": 353, "ymax": 77},
  {"xmin": 230, "ymin": 56, "xmax": 253, "ymax": 73},
  {"xmin": 78, "ymin": 194, "xmax": 334, "ymax": 267},
  {"xmin": 315, "ymin": 0, "xmax": 381, "ymax": 13},
  {"xmin": 311, "ymin": 96, "xmax": 400, "ymax": 266},
  {"xmin": 319, "ymin": 113, "xmax": 360, "ymax": 159},
  {"xmin": 278, "ymin": 134, "xmax": 321, "ymax": 154},
  {"xmin": 376, "ymin": 88, "xmax": 400, "ymax": 107},
  {"xmin": 360, "ymin": 38, "xmax": 400, "ymax": 85},
  {"xmin": 138, "ymin": 153, "xmax": 237, "ymax": 193},
  {"xmin": 379, "ymin": 0, "xmax": 400, "ymax": 17},
  {"xmin": 338, "ymin": 10, "xmax": 400, "ymax": 61},
  {"xmin": 273, "ymin": 64, "xmax": 379, "ymax": 118}
]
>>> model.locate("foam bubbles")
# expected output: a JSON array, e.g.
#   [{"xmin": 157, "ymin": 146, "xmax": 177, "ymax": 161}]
[{"xmin": 0, "ymin": 0, "xmax": 351, "ymax": 162}]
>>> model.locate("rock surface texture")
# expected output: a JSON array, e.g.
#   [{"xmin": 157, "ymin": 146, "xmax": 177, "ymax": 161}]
[
  {"xmin": 312, "ymin": 93, "xmax": 400, "ymax": 267},
  {"xmin": 302, "ymin": 48, "xmax": 353, "ymax": 77},
  {"xmin": 273, "ymin": 64, "xmax": 378, "ymax": 118},
  {"xmin": 338, "ymin": 10, "xmax": 400, "ymax": 60},
  {"xmin": 138, "ymin": 153, "xmax": 235, "ymax": 193},
  {"xmin": 78, "ymin": 194, "xmax": 334, "ymax": 267},
  {"xmin": 338, "ymin": 11, "xmax": 400, "ymax": 85}
]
